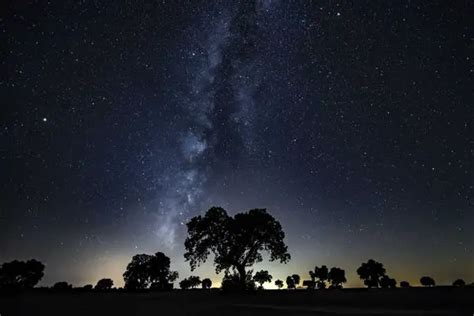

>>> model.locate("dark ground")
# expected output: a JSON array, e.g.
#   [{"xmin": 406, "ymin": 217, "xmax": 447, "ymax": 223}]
[{"xmin": 1, "ymin": 287, "xmax": 472, "ymax": 316}]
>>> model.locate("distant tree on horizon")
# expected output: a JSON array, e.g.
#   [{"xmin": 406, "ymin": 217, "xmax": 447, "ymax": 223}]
[
  {"xmin": 52, "ymin": 281, "xmax": 72, "ymax": 290},
  {"xmin": 0, "ymin": 259, "xmax": 45, "ymax": 289},
  {"xmin": 286, "ymin": 274, "xmax": 300, "ymax": 289},
  {"xmin": 179, "ymin": 278, "xmax": 191, "ymax": 289},
  {"xmin": 356, "ymin": 259, "xmax": 386, "ymax": 288},
  {"xmin": 286, "ymin": 276, "xmax": 295, "ymax": 289},
  {"xmin": 420, "ymin": 276, "xmax": 435, "ymax": 287},
  {"xmin": 400, "ymin": 281, "xmax": 410, "ymax": 288},
  {"xmin": 452, "ymin": 279, "xmax": 465, "ymax": 287},
  {"xmin": 379, "ymin": 275, "xmax": 397, "ymax": 288},
  {"xmin": 82, "ymin": 284, "xmax": 93, "ymax": 290},
  {"xmin": 201, "ymin": 278, "xmax": 212, "ymax": 289},
  {"xmin": 275, "ymin": 279, "xmax": 284, "ymax": 289},
  {"xmin": 328, "ymin": 267, "xmax": 347, "ymax": 289},
  {"xmin": 123, "ymin": 252, "xmax": 178, "ymax": 290},
  {"xmin": 302, "ymin": 280, "xmax": 316, "ymax": 289},
  {"xmin": 253, "ymin": 270, "xmax": 272, "ymax": 289},
  {"xmin": 95, "ymin": 278, "xmax": 114, "ymax": 290},
  {"xmin": 184, "ymin": 207, "xmax": 290, "ymax": 290},
  {"xmin": 310, "ymin": 265, "xmax": 328, "ymax": 289}
]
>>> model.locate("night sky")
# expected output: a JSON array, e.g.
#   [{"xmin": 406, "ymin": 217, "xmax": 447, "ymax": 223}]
[{"xmin": 1, "ymin": 1, "xmax": 472, "ymax": 288}]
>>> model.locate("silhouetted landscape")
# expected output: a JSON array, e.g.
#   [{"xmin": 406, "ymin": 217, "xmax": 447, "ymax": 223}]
[{"xmin": 1, "ymin": 208, "xmax": 473, "ymax": 315}]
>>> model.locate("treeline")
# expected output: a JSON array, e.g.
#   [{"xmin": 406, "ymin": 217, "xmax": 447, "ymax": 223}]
[{"xmin": 0, "ymin": 207, "xmax": 471, "ymax": 291}]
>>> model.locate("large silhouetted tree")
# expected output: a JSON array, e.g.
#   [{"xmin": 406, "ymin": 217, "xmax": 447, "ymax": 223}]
[
  {"xmin": 253, "ymin": 270, "xmax": 272, "ymax": 289},
  {"xmin": 95, "ymin": 278, "xmax": 113, "ymax": 290},
  {"xmin": 184, "ymin": 207, "xmax": 290, "ymax": 289},
  {"xmin": 123, "ymin": 252, "xmax": 178, "ymax": 290},
  {"xmin": 202, "ymin": 278, "xmax": 212, "ymax": 289},
  {"xmin": 0, "ymin": 259, "xmax": 45, "ymax": 289},
  {"xmin": 221, "ymin": 270, "xmax": 255, "ymax": 291},
  {"xmin": 328, "ymin": 267, "xmax": 347, "ymax": 289},
  {"xmin": 420, "ymin": 276, "xmax": 435, "ymax": 287},
  {"xmin": 275, "ymin": 279, "xmax": 284, "ymax": 289},
  {"xmin": 356, "ymin": 259, "xmax": 386, "ymax": 288},
  {"xmin": 310, "ymin": 265, "xmax": 329, "ymax": 289}
]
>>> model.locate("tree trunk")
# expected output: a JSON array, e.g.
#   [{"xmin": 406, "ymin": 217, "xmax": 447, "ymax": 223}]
[{"xmin": 236, "ymin": 264, "xmax": 246, "ymax": 290}]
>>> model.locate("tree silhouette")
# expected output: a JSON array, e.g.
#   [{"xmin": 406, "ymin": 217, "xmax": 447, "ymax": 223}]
[
  {"xmin": 0, "ymin": 259, "xmax": 45, "ymax": 289},
  {"xmin": 253, "ymin": 270, "xmax": 272, "ymax": 289},
  {"xmin": 221, "ymin": 270, "xmax": 255, "ymax": 291},
  {"xmin": 420, "ymin": 276, "xmax": 435, "ymax": 287},
  {"xmin": 292, "ymin": 274, "xmax": 300, "ymax": 287},
  {"xmin": 356, "ymin": 259, "xmax": 386, "ymax": 288},
  {"xmin": 302, "ymin": 280, "xmax": 316, "ymax": 289},
  {"xmin": 310, "ymin": 265, "xmax": 328, "ymax": 289},
  {"xmin": 184, "ymin": 207, "xmax": 290, "ymax": 290},
  {"xmin": 452, "ymin": 279, "xmax": 465, "ymax": 287},
  {"xmin": 328, "ymin": 267, "xmax": 347, "ymax": 289},
  {"xmin": 179, "ymin": 279, "xmax": 191, "ymax": 290},
  {"xmin": 123, "ymin": 252, "xmax": 178, "ymax": 290},
  {"xmin": 187, "ymin": 276, "xmax": 201, "ymax": 289},
  {"xmin": 52, "ymin": 282, "xmax": 72, "ymax": 290},
  {"xmin": 82, "ymin": 284, "xmax": 93, "ymax": 290},
  {"xmin": 379, "ymin": 275, "xmax": 397, "ymax": 288},
  {"xmin": 95, "ymin": 278, "xmax": 113, "ymax": 290},
  {"xmin": 202, "ymin": 278, "xmax": 212, "ymax": 289},
  {"xmin": 400, "ymin": 281, "xmax": 410, "ymax": 288},
  {"xmin": 275, "ymin": 279, "xmax": 284, "ymax": 289},
  {"xmin": 286, "ymin": 276, "xmax": 295, "ymax": 289}
]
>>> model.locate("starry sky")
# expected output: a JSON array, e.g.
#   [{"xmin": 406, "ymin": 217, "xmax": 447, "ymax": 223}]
[{"xmin": 1, "ymin": 1, "xmax": 473, "ymax": 288}]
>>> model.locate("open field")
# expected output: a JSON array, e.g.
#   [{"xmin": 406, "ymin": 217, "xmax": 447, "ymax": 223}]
[{"xmin": 1, "ymin": 287, "xmax": 472, "ymax": 316}]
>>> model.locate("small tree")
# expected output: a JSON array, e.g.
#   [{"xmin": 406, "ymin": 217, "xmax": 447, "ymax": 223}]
[
  {"xmin": 310, "ymin": 265, "xmax": 328, "ymax": 289},
  {"xmin": 95, "ymin": 278, "xmax": 114, "ymax": 290},
  {"xmin": 452, "ymin": 279, "xmax": 465, "ymax": 287},
  {"xmin": 356, "ymin": 259, "xmax": 386, "ymax": 288},
  {"xmin": 420, "ymin": 276, "xmax": 435, "ymax": 287},
  {"xmin": 253, "ymin": 270, "xmax": 272, "ymax": 289},
  {"xmin": 379, "ymin": 275, "xmax": 397, "ymax": 288},
  {"xmin": 202, "ymin": 278, "xmax": 212, "ymax": 289},
  {"xmin": 179, "ymin": 279, "xmax": 191, "ymax": 290},
  {"xmin": 275, "ymin": 279, "xmax": 284, "ymax": 289},
  {"xmin": 292, "ymin": 274, "xmax": 300, "ymax": 287},
  {"xmin": 302, "ymin": 280, "xmax": 316, "ymax": 289},
  {"xmin": 82, "ymin": 284, "xmax": 93, "ymax": 290},
  {"xmin": 286, "ymin": 276, "xmax": 295, "ymax": 289},
  {"xmin": 400, "ymin": 281, "xmax": 410, "ymax": 288},
  {"xmin": 328, "ymin": 267, "xmax": 346, "ymax": 289},
  {"xmin": 52, "ymin": 282, "xmax": 72, "ymax": 290},
  {"xmin": 184, "ymin": 207, "xmax": 290, "ymax": 290},
  {"xmin": 286, "ymin": 274, "xmax": 300, "ymax": 289}
]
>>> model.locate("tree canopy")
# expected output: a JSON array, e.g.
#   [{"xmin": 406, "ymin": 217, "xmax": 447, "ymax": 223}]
[
  {"xmin": 184, "ymin": 207, "xmax": 290, "ymax": 289},
  {"xmin": 253, "ymin": 270, "xmax": 272, "ymax": 289},
  {"xmin": 356, "ymin": 259, "xmax": 386, "ymax": 288},
  {"xmin": 420, "ymin": 276, "xmax": 435, "ymax": 287},
  {"xmin": 0, "ymin": 259, "xmax": 45, "ymax": 289},
  {"xmin": 95, "ymin": 278, "xmax": 113, "ymax": 290},
  {"xmin": 123, "ymin": 252, "xmax": 178, "ymax": 290}
]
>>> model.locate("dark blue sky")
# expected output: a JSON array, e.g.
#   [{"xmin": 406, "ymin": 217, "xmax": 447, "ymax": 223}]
[{"xmin": 1, "ymin": 0, "xmax": 472, "ymax": 287}]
